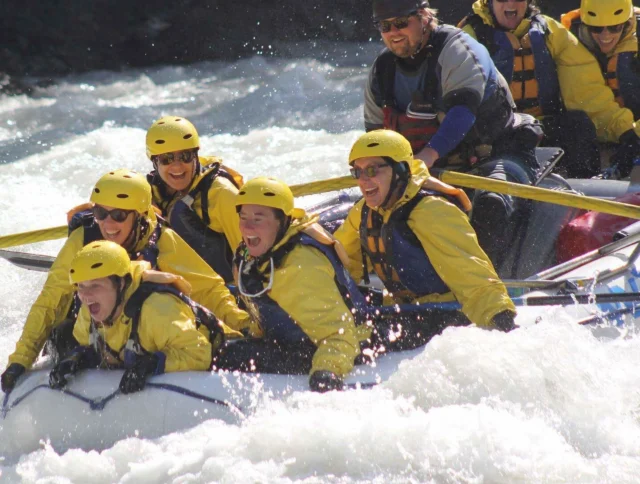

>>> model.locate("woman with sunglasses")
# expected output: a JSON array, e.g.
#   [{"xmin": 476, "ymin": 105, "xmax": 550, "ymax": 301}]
[
  {"xmin": 334, "ymin": 130, "xmax": 517, "ymax": 336},
  {"xmin": 212, "ymin": 177, "xmax": 371, "ymax": 393},
  {"xmin": 561, "ymin": 0, "xmax": 640, "ymax": 178},
  {"xmin": 1, "ymin": 169, "xmax": 253, "ymax": 394},
  {"xmin": 459, "ymin": 0, "xmax": 629, "ymax": 179},
  {"xmin": 146, "ymin": 116, "xmax": 244, "ymax": 283}
]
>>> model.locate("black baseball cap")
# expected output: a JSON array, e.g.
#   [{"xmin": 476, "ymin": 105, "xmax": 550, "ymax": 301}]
[{"xmin": 373, "ymin": 0, "xmax": 429, "ymax": 22}]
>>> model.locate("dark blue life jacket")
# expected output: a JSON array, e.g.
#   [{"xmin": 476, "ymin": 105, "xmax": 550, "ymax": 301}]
[
  {"xmin": 234, "ymin": 234, "xmax": 369, "ymax": 347},
  {"xmin": 359, "ymin": 190, "xmax": 456, "ymax": 302}
]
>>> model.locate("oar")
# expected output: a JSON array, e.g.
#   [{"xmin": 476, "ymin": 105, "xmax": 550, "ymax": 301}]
[
  {"xmin": 373, "ymin": 292, "xmax": 640, "ymax": 316},
  {"xmin": 0, "ymin": 249, "xmax": 54, "ymax": 272},
  {"xmin": 0, "ymin": 225, "xmax": 67, "ymax": 250}
]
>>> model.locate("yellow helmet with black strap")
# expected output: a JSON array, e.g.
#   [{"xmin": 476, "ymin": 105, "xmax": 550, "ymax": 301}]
[
  {"xmin": 581, "ymin": 0, "xmax": 632, "ymax": 26},
  {"xmin": 90, "ymin": 169, "xmax": 152, "ymax": 214},
  {"xmin": 235, "ymin": 177, "xmax": 305, "ymax": 219},
  {"xmin": 348, "ymin": 129, "xmax": 414, "ymax": 165},
  {"xmin": 69, "ymin": 240, "xmax": 131, "ymax": 285},
  {"xmin": 146, "ymin": 116, "xmax": 200, "ymax": 159}
]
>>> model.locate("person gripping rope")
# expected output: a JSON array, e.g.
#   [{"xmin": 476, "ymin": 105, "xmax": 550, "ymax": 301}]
[
  {"xmin": 562, "ymin": 0, "xmax": 640, "ymax": 179},
  {"xmin": 1, "ymin": 169, "xmax": 251, "ymax": 394},
  {"xmin": 459, "ymin": 0, "xmax": 613, "ymax": 178},
  {"xmin": 212, "ymin": 177, "xmax": 371, "ymax": 393},
  {"xmin": 334, "ymin": 130, "xmax": 517, "ymax": 338},
  {"xmin": 48, "ymin": 241, "xmax": 217, "ymax": 394},
  {"xmin": 146, "ymin": 116, "xmax": 244, "ymax": 282},
  {"xmin": 365, "ymin": 0, "xmax": 543, "ymax": 269}
]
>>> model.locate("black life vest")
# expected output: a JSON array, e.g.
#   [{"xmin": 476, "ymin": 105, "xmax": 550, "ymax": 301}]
[
  {"xmin": 463, "ymin": 13, "xmax": 562, "ymax": 117},
  {"xmin": 359, "ymin": 190, "xmax": 461, "ymax": 303},
  {"xmin": 149, "ymin": 163, "xmax": 240, "ymax": 283}
]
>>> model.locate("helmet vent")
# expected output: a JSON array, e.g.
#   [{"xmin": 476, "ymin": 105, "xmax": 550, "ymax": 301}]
[
  {"xmin": 123, "ymin": 175, "xmax": 132, "ymax": 179},
  {"xmin": 239, "ymin": 190, "xmax": 246, "ymax": 195},
  {"xmin": 175, "ymin": 118, "xmax": 182, "ymax": 121},
  {"xmin": 116, "ymin": 194, "xmax": 129, "ymax": 199},
  {"xmin": 367, "ymin": 142, "xmax": 380, "ymax": 148},
  {"xmin": 91, "ymin": 262, "xmax": 103, "ymax": 269},
  {"xmin": 94, "ymin": 188, "xmax": 100, "ymax": 194},
  {"xmin": 183, "ymin": 134, "xmax": 192, "ymax": 140},
  {"xmin": 614, "ymin": 9, "xmax": 623, "ymax": 15},
  {"xmin": 155, "ymin": 140, "xmax": 165, "ymax": 145},
  {"xmin": 264, "ymin": 192, "xmax": 276, "ymax": 197},
  {"xmin": 70, "ymin": 269, "xmax": 75, "ymax": 274},
  {"xmin": 587, "ymin": 11, "xmax": 596, "ymax": 16}
]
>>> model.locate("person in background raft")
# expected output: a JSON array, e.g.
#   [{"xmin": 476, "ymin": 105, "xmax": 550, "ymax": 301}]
[
  {"xmin": 459, "ymin": 0, "xmax": 627, "ymax": 179},
  {"xmin": 146, "ymin": 116, "xmax": 243, "ymax": 282},
  {"xmin": 48, "ymin": 241, "xmax": 221, "ymax": 394},
  {"xmin": 1, "ymin": 170, "xmax": 251, "ymax": 394},
  {"xmin": 562, "ymin": 0, "xmax": 640, "ymax": 179},
  {"xmin": 365, "ymin": 0, "xmax": 543, "ymax": 269},
  {"xmin": 212, "ymin": 177, "xmax": 371, "ymax": 393},
  {"xmin": 333, "ymin": 130, "xmax": 517, "ymax": 337}
]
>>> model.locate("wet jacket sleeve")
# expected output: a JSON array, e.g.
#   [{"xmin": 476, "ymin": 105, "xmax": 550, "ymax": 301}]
[
  {"xmin": 271, "ymin": 246, "xmax": 362, "ymax": 377},
  {"xmin": 156, "ymin": 228, "xmax": 253, "ymax": 333},
  {"xmin": 8, "ymin": 228, "xmax": 85, "ymax": 369},
  {"xmin": 333, "ymin": 201, "xmax": 365, "ymax": 282},
  {"xmin": 408, "ymin": 197, "xmax": 516, "ymax": 326},
  {"xmin": 196, "ymin": 176, "xmax": 243, "ymax": 252},
  {"xmin": 545, "ymin": 17, "xmax": 636, "ymax": 143},
  {"xmin": 137, "ymin": 293, "xmax": 212, "ymax": 372},
  {"xmin": 364, "ymin": 66, "xmax": 386, "ymax": 131}
]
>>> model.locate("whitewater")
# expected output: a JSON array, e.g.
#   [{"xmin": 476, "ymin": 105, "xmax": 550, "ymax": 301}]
[{"xmin": 1, "ymin": 44, "xmax": 640, "ymax": 483}]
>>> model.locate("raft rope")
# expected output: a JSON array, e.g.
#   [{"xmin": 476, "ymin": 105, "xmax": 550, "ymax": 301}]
[
  {"xmin": 3, "ymin": 171, "xmax": 640, "ymax": 249},
  {"xmin": 1, "ymin": 379, "xmax": 378, "ymax": 419}
]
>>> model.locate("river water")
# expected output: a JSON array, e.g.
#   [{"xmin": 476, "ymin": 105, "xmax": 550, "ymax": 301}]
[{"xmin": 1, "ymin": 45, "xmax": 640, "ymax": 483}]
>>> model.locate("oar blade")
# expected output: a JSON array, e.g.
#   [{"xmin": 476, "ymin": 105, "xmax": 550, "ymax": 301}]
[{"xmin": 0, "ymin": 250, "xmax": 54, "ymax": 272}]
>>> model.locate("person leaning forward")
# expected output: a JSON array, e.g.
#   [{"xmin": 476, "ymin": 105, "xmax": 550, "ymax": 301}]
[
  {"xmin": 48, "ymin": 241, "xmax": 221, "ymax": 394},
  {"xmin": 146, "ymin": 116, "xmax": 244, "ymax": 282},
  {"xmin": 365, "ymin": 0, "xmax": 543, "ymax": 269},
  {"xmin": 1, "ymin": 169, "xmax": 252, "ymax": 394},
  {"xmin": 212, "ymin": 177, "xmax": 371, "ymax": 393},
  {"xmin": 334, "ymin": 130, "xmax": 517, "ymax": 341}
]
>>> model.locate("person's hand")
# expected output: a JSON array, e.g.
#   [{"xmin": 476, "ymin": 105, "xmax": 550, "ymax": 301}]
[
  {"xmin": 491, "ymin": 310, "xmax": 518, "ymax": 332},
  {"xmin": 119, "ymin": 352, "xmax": 164, "ymax": 394},
  {"xmin": 1, "ymin": 363, "xmax": 25, "ymax": 393},
  {"xmin": 49, "ymin": 346, "xmax": 99, "ymax": 389},
  {"xmin": 414, "ymin": 146, "xmax": 440, "ymax": 168},
  {"xmin": 309, "ymin": 371, "xmax": 344, "ymax": 393}
]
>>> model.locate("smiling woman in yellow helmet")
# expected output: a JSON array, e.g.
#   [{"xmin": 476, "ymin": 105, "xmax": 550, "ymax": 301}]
[
  {"xmin": 334, "ymin": 130, "xmax": 517, "ymax": 336},
  {"xmin": 561, "ymin": 0, "xmax": 640, "ymax": 178},
  {"xmin": 212, "ymin": 177, "xmax": 371, "ymax": 393},
  {"xmin": 145, "ymin": 116, "xmax": 244, "ymax": 282},
  {"xmin": 47, "ymin": 241, "xmax": 214, "ymax": 394},
  {"xmin": 1, "ymin": 169, "xmax": 250, "ymax": 394}
]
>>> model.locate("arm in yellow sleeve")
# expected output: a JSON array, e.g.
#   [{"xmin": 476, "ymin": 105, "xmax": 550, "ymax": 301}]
[
  {"xmin": 269, "ymin": 246, "xmax": 362, "ymax": 377},
  {"xmin": 8, "ymin": 228, "xmax": 85, "ymax": 368},
  {"xmin": 72, "ymin": 306, "xmax": 92, "ymax": 346},
  {"xmin": 333, "ymin": 201, "xmax": 366, "ymax": 282},
  {"xmin": 408, "ymin": 198, "xmax": 515, "ymax": 326},
  {"xmin": 138, "ymin": 293, "xmax": 212, "ymax": 372},
  {"xmin": 546, "ymin": 17, "xmax": 635, "ymax": 142},
  {"xmin": 155, "ymin": 227, "xmax": 253, "ymax": 333}
]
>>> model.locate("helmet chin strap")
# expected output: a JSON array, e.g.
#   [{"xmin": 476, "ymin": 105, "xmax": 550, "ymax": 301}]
[{"xmin": 410, "ymin": 24, "xmax": 428, "ymax": 58}]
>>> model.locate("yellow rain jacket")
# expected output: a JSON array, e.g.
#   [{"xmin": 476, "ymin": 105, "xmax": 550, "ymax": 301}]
[
  {"xmin": 334, "ymin": 158, "xmax": 515, "ymax": 327},
  {"xmin": 150, "ymin": 156, "xmax": 243, "ymax": 251},
  {"xmin": 463, "ymin": 1, "xmax": 640, "ymax": 143},
  {"xmin": 73, "ymin": 261, "xmax": 211, "ymax": 372},
  {"xmin": 237, "ymin": 215, "xmax": 370, "ymax": 378},
  {"xmin": 8, "ymin": 209, "xmax": 251, "ymax": 369}
]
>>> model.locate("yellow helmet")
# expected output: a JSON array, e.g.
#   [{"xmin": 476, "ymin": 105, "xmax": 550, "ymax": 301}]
[
  {"xmin": 146, "ymin": 116, "xmax": 200, "ymax": 159},
  {"xmin": 580, "ymin": 0, "xmax": 632, "ymax": 26},
  {"xmin": 90, "ymin": 169, "xmax": 152, "ymax": 214},
  {"xmin": 235, "ymin": 177, "xmax": 305, "ymax": 219},
  {"xmin": 69, "ymin": 241, "xmax": 131, "ymax": 285},
  {"xmin": 348, "ymin": 130, "xmax": 414, "ymax": 165}
]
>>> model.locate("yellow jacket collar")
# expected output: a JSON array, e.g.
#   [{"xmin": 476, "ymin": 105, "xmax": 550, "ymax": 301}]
[{"xmin": 471, "ymin": 0, "xmax": 532, "ymax": 37}]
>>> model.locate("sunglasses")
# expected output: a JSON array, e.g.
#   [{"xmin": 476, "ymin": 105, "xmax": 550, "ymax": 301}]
[
  {"xmin": 350, "ymin": 163, "xmax": 390, "ymax": 180},
  {"xmin": 587, "ymin": 23, "xmax": 625, "ymax": 34},
  {"xmin": 153, "ymin": 150, "xmax": 196, "ymax": 166},
  {"xmin": 374, "ymin": 13, "xmax": 417, "ymax": 33},
  {"xmin": 93, "ymin": 205, "xmax": 134, "ymax": 223}
]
